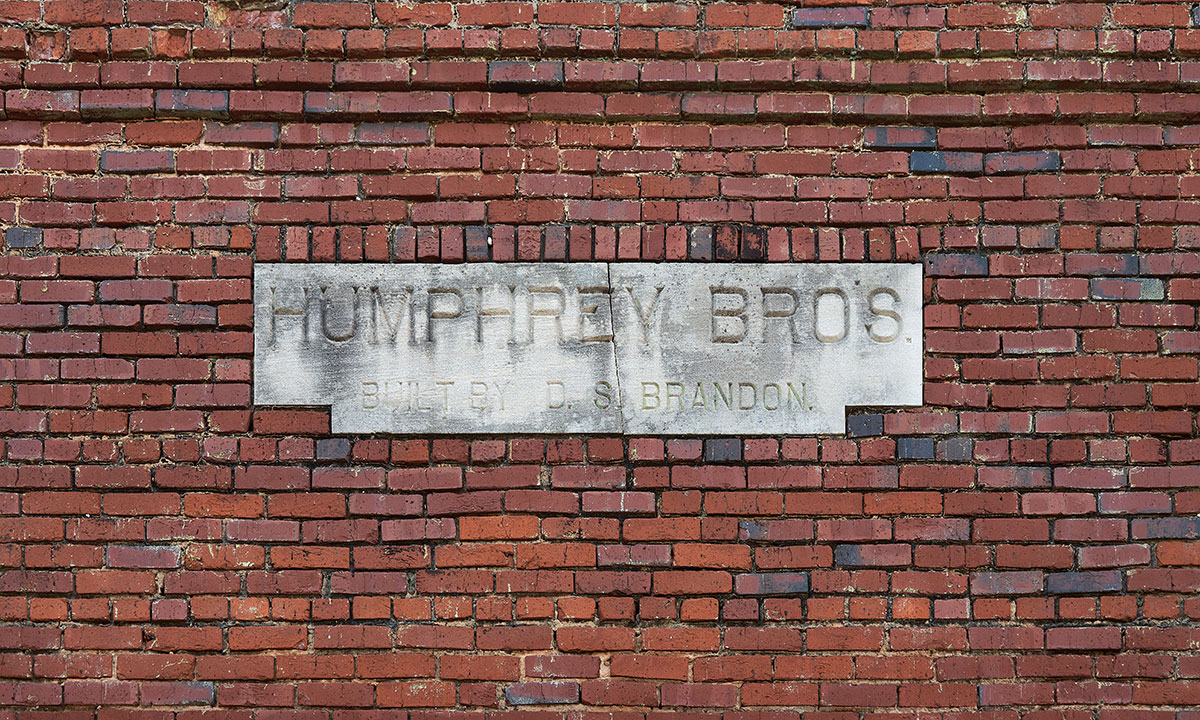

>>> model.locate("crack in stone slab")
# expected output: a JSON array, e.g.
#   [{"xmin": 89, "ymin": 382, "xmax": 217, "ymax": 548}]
[{"xmin": 605, "ymin": 261, "xmax": 627, "ymax": 435}]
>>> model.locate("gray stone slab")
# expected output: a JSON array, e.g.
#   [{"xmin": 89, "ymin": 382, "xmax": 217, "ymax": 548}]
[
  {"xmin": 254, "ymin": 263, "xmax": 923, "ymax": 435},
  {"xmin": 608, "ymin": 263, "xmax": 922, "ymax": 434},
  {"xmin": 255, "ymin": 263, "xmax": 622, "ymax": 434}
]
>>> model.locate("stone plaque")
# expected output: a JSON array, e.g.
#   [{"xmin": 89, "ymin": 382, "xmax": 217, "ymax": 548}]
[
  {"xmin": 254, "ymin": 263, "xmax": 922, "ymax": 435},
  {"xmin": 608, "ymin": 264, "xmax": 922, "ymax": 435},
  {"xmin": 255, "ymin": 263, "xmax": 622, "ymax": 435}
]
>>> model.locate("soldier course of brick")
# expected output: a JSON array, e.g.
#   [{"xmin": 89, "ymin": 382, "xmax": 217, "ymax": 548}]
[{"xmin": 1, "ymin": 0, "xmax": 1200, "ymax": 716}]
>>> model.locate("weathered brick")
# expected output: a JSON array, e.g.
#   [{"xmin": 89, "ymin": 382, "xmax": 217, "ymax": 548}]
[
  {"xmin": 793, "ymin": 7, "xmax": 870, "ymax": 27},
  {"xmin": 910, "ymin": 151, "xmax": 984, "ymax": 174},
  {"xmin": 4, "ymin": 227, "xmax": 42, "ymax": 248},
  {"xmin": 0, "ymin": 7, "xmax": 1194, "ymax": 716},
  {"xmin": 985, "ymin": 151, "xmax": 1061, "ymax": 174},
  {"xmin": 734, "ymin": 572, "xmax": 810, "ymax": 595},
  {"xmin": 864, "ymin": 126, "xmax": 937, "ymax": 148},
  {"xmin": 505, "ymin": 681, "xmax": 580, "ymax": 705}
]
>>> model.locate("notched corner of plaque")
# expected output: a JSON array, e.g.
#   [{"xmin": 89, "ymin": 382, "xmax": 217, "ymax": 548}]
[
  {"xmin": 251, "ymin": 261, "xmax": 929, "ymax": 437},
  {"xmin": 327, "ymin": 403, "xmax": 368, "ymax": 436}
]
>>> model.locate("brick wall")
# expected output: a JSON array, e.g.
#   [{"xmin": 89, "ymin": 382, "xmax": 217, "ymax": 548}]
[{"xmin": 2, "ymin": 0, "xmax": 1200, "ymax": 715}]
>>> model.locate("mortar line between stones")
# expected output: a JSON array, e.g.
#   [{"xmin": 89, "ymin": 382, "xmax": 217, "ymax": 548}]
[{"xmin": 606, "ymin": 262, "xmax": 626, "ymax": 436}]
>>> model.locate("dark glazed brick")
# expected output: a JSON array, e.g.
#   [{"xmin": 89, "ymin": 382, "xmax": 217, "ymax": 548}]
[
  {"xmin": 1047, "ymin": 571, "xmax": 1123, "ymax": 595},
  {"xmin": 847, "ymin": 414, "xmax": 884, "ymax": 438},
  {"xmin": 688, "ymin": 226, "xmax": 713, "ymax": 260},
  {"xmin": 938, "ymin": 437, "xmax": 974, "ymax": 461},
  {"xmin": 714, "ymin": 225, "xmax": 739, "ymax": 260},
  {"xmin": 833, "ymin": 544, "xmax": 863, "ymax": 566},
  {"xmin": 970, "ymin": 571, "xmax": 1044, "ymax": 596},
  {"xmin": 1131, "ymin": 518, "xmax": 1200, "ymax": 539},
  {"xmin": 392, "ymin": 226, "xmax": 416, "ymax": 259},
  {"xmin": 488, "ymin": 61, "xmax": 564, "ymax": 90},
  {"xmin": 205, "ymin": 121, "xmax": 279, "ymax": 146},
  {"xmin": 5, "ymin": 227, "xmax": 42, "ymax": 248},
  {"xmin": 98, "ymin": 280, "xmax": 172, "ymax": 302},
  {"xmin": 1069, "ymin": 254, "xmax": 1139, "ymax": 276},
  {"xmin": 544, "ymin": 226, "xmax": 567, "ymax": 260},
  {"xmin": 465, "ymin": 226, "xmax": 490, "ymax": 261},
  {"xmin": 738, "ymin": 520, "xmax": 768, "ymax": 540},
  {"xmin": 704, "ymin": 439, "xmax": 742, "ymax": 463},
  {"xmin": 910, "ymin": 151, "xmax": 983, "ymax": 174},
  {"xmin": 735, "ymin": 573, "xmax": 810, "ymax": 595},
  {"xmin": 834, "ymin": 544, "xmax": 912, "ymax": 567},
  {"xmin": 984, "ymin": 151, "xmax": 1061, "ymax": 174},
  {"xmin": 740, "ymin": 225, "xmax": 766, "ymax": 260},
  {"xmin": 101, "ymin": 150, "xmax": 174, "ymax": 173},
  {"xmin": 925, "ymin": 254, "xmax": 990, "ymax": 277},
  {"xmin": 357, "ymin": 123, "xmax": 431, "ymax": 145},
  {"xmin": 316, "ymin": 438, "xmax": 352, "ymax": 461},
  {"xmin": 864, "ymin": 126, "xmax": 937, "ymax": 148},
  {"xmin": 793, "ymin": 7, "xmax": 869, "ymax": 27},
  {"xmin": 897, "ymin": 437, "xmax": 936, "ymax": 459},
  {"xmin": 140, "ymin": 682, "xmax": 215, "ymax": 706},
  {"xmin": 506, "ymin": 681, "xmax": 580, "ymax": 705},
  {"xmin": 1021, "ymin": 226, "xmax": 1059, "ymax": 249},
  {"xmin": 155, "ymin": 89, "xmax": 230, "ymax": 118},
  {"xmin": 1090, "ymin": 278, "xmax": 1165, "ymax": 301}
]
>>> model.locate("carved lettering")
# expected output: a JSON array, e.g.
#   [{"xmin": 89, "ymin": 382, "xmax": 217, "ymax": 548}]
[
  {"xmin": 631, "ymin": 380, "xmax": 808, "ymax": 413},
  {"xmin": 594, "ymin": 381, "xmax": 614, "ymax": 409},
  {"xmin": 665, "ymin": 381, "xmax": 685, "ymax": 409},
  {"xmin": 578, "ymin": 286, "xmax": 614, "ymax": 343},
  {"xmin": 713, "ymin": 381, "xmax": 733, "ymax": 409},
  {"xmin": 710, "ymin": 286, "xmax": 748, "ymax": 343},
  {"xmin": 267, "ymin": 285, "xmax": 309, "ymax": 346},
  {"xmin": 546, "ymin": 380, "xmax": 566, "ymax": 409},
  {"xmin": 320, "ymin": 286, "xmax": 359, "ymax": 342},
  {"xmin": 763, "ymin": 383, "xmax": 780, "ymax": 410},
  {"xmin": 788, "ymin": 382, "xmax": 805, "ymax": 409},
  {"xmin": 255, "ymin": 262, "xmax": 922, "ymax": 435},
  {"xmin": 738, "ymin": 382, "xmax": 756, "ymax": 410},
  {"xmin": 867, "ymin": 287, "xmax": 902, "ymax": 343},
  {"xmin": 435, "ymin": 381, "xmax": 454, "ymax": 410},
  {"xmin": 529, "ymin": 286, "xmax": 565, "ymax": 343},
  {"xmin": 761, "ymin": 287, "xmax": 801, "ymax": 344},
  {"xmin": 642, "ymin": 382, "xmax": 660, "ymax": 410},
  {"xmin": 477, "ymin": 284, "xmax": 517, "ymax": 345},
  {"xmin": 813, "ymin": 287, "xmax": 849, "ymax": 344},
  {"xmin": 269, "ymin": 282, "xmax": 892, "ymax": 349},
  {"xmin": 369, "ymin": 287, "xmax": 411, "ymax": 344},
  {"xmin": 626, "ymin": 285, "xmax": 664, "ymax": 343},
  {"xmin": 426, "ymin": 288, "xmax": 465, "ymax": 343},
  {"xmin": 470, "ymin": 381, "xmax": 488, "ymax": 409}
]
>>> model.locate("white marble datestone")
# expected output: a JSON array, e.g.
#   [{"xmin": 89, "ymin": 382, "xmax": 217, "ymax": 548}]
[{"xmin": 254, "ymin": 263, "xmax": 923, "ymax": 435}]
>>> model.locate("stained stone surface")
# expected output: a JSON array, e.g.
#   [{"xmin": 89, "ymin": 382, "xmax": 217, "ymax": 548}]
[
  {"xmin": 254, "ymin": 263, "xmax": 923, "ymax": 435},
  {"xmin": 254, "ymin": 263, "xmax": 622, "ymax": 435},
  {"xmin": 608, "ymin": 263, "xmax": 922, "ymax": 434}
]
